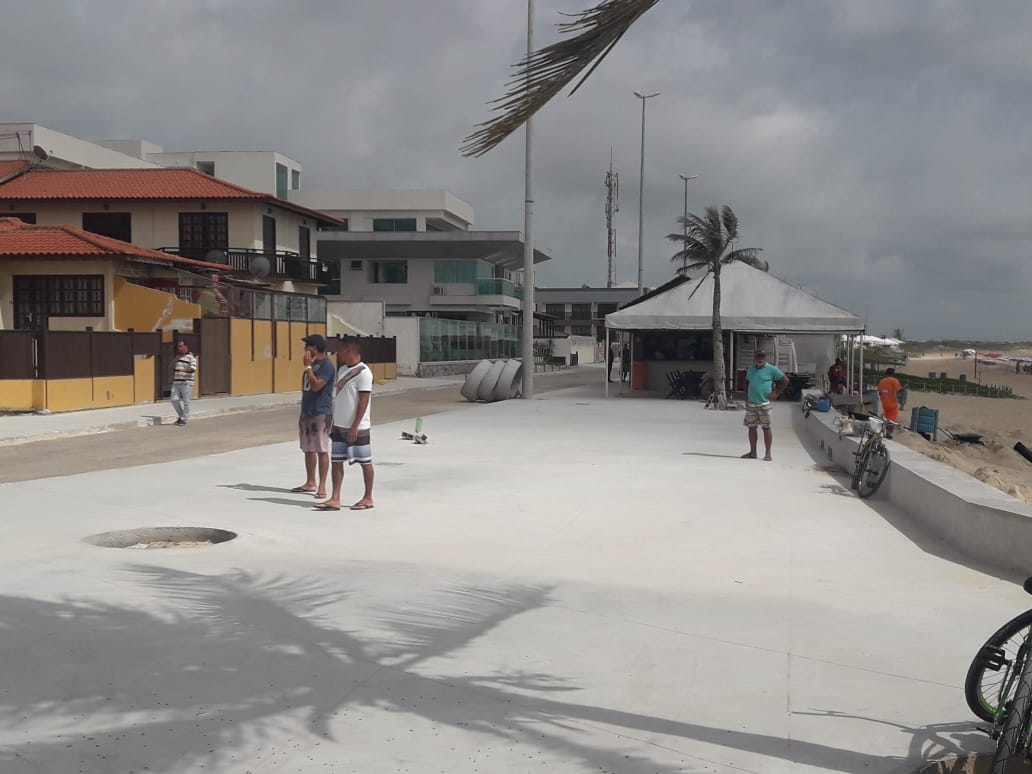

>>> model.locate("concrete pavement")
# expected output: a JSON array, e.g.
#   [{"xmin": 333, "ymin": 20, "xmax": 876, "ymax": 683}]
[{"xmin": 0, "ymin": 384, "xmax": 1016, "ymax": 773}]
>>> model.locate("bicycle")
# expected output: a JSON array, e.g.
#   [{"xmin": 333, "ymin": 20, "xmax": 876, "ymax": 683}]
[
  {"xmin": 848, "ymin": 415, "xmax": 903, "ymax": 498},
  {"xmin": 965, "ymin": 578, "xmax": 1032, "ymax": 773}
]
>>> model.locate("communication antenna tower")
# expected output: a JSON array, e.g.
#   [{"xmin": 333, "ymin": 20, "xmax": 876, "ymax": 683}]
[{"xmin": 603, "ymin": 149, "xmax": 619, "ymax": 288}]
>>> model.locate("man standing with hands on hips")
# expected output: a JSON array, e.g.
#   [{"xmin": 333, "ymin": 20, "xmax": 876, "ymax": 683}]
[
  {"xmin": 742, "ymin": 350, "xmax": 790, "ymax": 461},
  {"xmin": 316, "ymin": 336, "xmax": 375, "ymax": 512},
  {"xmin": 293, "ymin": 334, "xmax": 335, "ymax": 499}
]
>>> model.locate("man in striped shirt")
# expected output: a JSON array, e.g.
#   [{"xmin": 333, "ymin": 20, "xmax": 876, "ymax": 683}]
[{"xmin": 171, "ymin": 340, "xmax": 197, "ymax": 426}]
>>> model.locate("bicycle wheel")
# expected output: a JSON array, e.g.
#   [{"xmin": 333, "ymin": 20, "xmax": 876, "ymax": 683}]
[
  {"xmin": 857, "ymin": 441, "xmax": 889, "ymax": 498},
  {"xmin": 992, "ymin": 644, "xmax": 1032, "ymax": 774},
  {"xmin": 966, "ymin": 610, "xmax": 1032, "ymax": 722},
  {"xmin": 850, "ymin": 442, "xmax": 869, "ymax": 491}
]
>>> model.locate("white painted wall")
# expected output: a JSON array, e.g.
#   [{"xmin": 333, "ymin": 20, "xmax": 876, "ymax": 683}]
[
  {"xmin": 0, "ymin": 124, "xmax": 159, "ymax": 170},
  {"xmin": 289, "ymin": 190, "xmax": 473, "ymax": 230},
  {"xmin": 9, "ymin": 201, "xmax": 317, "ymax": 254},
  {"xmin": 384, "ymin": 317, "xmax": 419, "ymax": 376},
  {"xmin": 146, "ymin": 151, "xmax": 302, "ymax": 197},
  {"xmin": 327, "ymin": 301, "xmax": 385, "ymax": 336}
]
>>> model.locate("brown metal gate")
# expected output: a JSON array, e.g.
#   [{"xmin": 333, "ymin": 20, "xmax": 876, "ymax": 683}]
[{"xmin": 199, "ymin": 317, "xmax": 230, "ymax": 395}]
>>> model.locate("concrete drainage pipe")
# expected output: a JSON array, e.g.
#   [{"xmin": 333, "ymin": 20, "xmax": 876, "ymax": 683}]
[
  {"xmin": 493, "ymin": 359, "xmax": 522, "ymax": 401},
  {"xmin": 477, "ymin": 360, "xmax": 507, "ymax": 401},
  {"xmin": 461, "ymin": 359, "xmax": 493, "ymax": 402}
]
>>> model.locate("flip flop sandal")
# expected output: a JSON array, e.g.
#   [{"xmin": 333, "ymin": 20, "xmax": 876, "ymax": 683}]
[
  {"xmin": 350, "ymin": 503, "xmax": 375, "ymax": 511},
  {"xmin": 291, "ymin": 486, "xmax": 318, "ymax": 494},
  {"xmin": 314, "ymin": 503, "xmax": 341, "ymax": 511}
]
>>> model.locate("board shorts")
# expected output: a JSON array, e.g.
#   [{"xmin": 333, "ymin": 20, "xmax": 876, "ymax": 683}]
[
  {"xmin": 298, "ymin": 414, "xmax": 332, "ymax": 453},
  {"xmin": 743, "ymin": 402, "xmax": 773, "ymax": 428},
  {"xmin": 331, "ymin": 427, "xmax": 373, "ymax": 466}
]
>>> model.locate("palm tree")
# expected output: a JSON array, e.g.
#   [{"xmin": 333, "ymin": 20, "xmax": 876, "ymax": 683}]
[
  {"xmin": 667, "ymin": 206, "xmax": 767, "ymax": 408},
  {"xmin": 462, "ymin": 0, "xmax": 660, "ymax": 157}
]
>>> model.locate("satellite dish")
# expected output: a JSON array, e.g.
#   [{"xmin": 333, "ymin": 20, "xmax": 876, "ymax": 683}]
[
  {"xmin": 249, "ymin": 255, "xmax": 272, "ymax": 279},
  {"xmin": 31, "ymin": 145, "xmax": 49, "ymax": 161},
  {"xmin": 204, "ymin": 248, "xmax": 228, "ymax": 264}
]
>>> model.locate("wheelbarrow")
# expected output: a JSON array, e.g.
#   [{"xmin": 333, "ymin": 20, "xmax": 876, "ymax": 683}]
[{"xmin": 941, "ymin": 427, "xmax": 985, "ymax": 445}]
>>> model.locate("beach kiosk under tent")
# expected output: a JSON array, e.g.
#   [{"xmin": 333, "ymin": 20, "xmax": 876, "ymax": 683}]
[{"xmin": 603, "ymin": 263, "xmax": 867, "ymax": 398}]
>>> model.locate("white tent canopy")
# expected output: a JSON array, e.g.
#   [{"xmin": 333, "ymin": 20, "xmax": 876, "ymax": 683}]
[{"xmin": 605, "ymin": 263, "xmax": 865, "ymax": 333}]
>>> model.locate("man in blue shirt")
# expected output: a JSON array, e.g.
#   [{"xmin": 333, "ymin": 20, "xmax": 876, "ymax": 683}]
[
  {"xmin": 292, "ymin": 334, "xmax": 336, "ymax": 498},
  {"xmin": 742, "ymin": 350, "xmax": 790, "ymax": 461}
]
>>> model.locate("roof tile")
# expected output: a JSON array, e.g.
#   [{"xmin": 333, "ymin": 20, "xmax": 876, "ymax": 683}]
[{"xmin": 0, "ymin": 217, "xmax": 229, "ymax": 270}]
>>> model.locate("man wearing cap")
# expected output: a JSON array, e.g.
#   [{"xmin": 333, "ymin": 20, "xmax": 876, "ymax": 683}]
[
  {"xmin": 292, "ymin": 334, "xmax": 335, "ymax": 498},
  {"xmin": 742, "ymin": 350, "xmax": 789, "ymax": 461}
]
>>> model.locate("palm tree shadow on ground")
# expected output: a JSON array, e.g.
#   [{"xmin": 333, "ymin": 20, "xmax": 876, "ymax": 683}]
[{"xmin": 0, "ymin": 565, "xmax": 964, "ymax": 773}]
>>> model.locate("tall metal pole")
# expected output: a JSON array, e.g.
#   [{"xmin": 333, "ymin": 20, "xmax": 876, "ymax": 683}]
[
  {"xmin": 678, "ymin": 173, "xmax": 697, "ymax": 271},
  {"xmin": 521, "ymin": 0, "xmax": 535, "ymax": 398},
  {"xmin": 634, "ymin": 90, "xmax": 660, "ymax": 294}
]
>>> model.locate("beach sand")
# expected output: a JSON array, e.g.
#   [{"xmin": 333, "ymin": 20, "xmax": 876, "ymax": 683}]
[{"xmin": 882, "ymin": 351, "xmax": 1032, "ymax": 503}]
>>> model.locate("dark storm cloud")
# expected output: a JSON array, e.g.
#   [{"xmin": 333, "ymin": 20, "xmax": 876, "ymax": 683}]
[{"xmin": 2, "ymin": 0, "xmax": 1030, "ymax": 338}]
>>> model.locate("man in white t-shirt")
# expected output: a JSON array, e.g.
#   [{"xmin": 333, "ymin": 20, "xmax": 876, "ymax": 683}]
[{"xmin": 316, "ymin": 336, "xmax": 375, "ymax": 511}]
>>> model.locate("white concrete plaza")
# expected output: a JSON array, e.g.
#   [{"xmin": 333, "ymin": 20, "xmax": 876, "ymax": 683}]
[{"xmin": 0, "ymin": 385, "xmax": 1019, "ymax": 773}]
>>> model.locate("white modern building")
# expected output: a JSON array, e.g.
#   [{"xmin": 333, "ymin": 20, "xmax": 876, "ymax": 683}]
[
  {"xmin": 0, "ymin": 124, "xmax": 303, "ymax": 198},
  {"xmin": 292, "ymin": 190, "xmax": 549, "ymax": 324},
  {"xmin": 535, "ymin": 285, "xmax": 642, "ymax": 340}
]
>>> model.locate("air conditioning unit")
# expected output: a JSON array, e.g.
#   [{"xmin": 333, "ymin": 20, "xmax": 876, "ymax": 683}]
[{"xmin": 432, "ymin": 286, "xmax": 447, "ymax": 296}]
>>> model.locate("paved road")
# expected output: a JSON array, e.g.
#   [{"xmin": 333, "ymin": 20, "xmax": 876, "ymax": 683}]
[{"xmin": 0, "ymin": 369, "xmax": 599, "ymax": 483}]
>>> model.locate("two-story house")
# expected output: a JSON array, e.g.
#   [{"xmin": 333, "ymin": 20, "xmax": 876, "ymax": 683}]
[{"xmin": 0, "ymin": 164, "xmax": 341, "ymax": 297}]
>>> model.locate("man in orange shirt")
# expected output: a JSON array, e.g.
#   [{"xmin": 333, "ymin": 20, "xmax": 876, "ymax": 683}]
[{"xmin": 877, "ymin": 367, "xmax": 904, "ymax": 436}]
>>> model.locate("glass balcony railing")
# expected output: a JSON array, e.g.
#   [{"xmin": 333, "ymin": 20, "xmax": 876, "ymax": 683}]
[{"xmin": 475, "ymin": 278, "xmax": 524, "ymax": 300}]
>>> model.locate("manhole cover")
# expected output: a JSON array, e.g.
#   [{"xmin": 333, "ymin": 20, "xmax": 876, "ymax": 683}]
[{"xmin": 84, "ymin": 527, "xmax": 237, "ymax": 550}]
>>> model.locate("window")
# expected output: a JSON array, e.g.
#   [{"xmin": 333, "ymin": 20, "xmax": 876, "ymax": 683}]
[
  {"xmin": 596, "ymin": 302, "xmax": 618, "ymax": 318},
  {"xmin": 317, "ymin": 218, "xmax": 349, "ymax": 232},
  {"xmin": 262, "ymin": 216, "xmax": 276, "ymax": 253},
  {"xmin": 179, "ymin": 212, "xmax": 228, "ymax": 255},
  {"xmin": 275, "ymin": 163, "xmax": 288, "ymax": 199},
  {"xmin": 13, "ymin": 275, "xmax": 104, "ymax": 327},
  {"xmin": 298, "ymin": 226, "xmax": 311, "ymax": 258},
  {"xmin": 291, "ymin": 169, "xmax": 301, "ymax": 190},
  {"xmin": 350, "ymin": 260, "xmax": 363, "ymax": 271},
  {"xmin": 370, "ymin": 261, "xmax": 408, "ymax": 284},
  {"xmin": 372, "ymin": 218, "xmax": 417, "ymax": 232},
  {"xmin": 572, "ymin": 324, "xmax": 593, "ymax": 337},
  {"xmin": 196, "ymin": 161, "xmax": 215, "ymax": 176},
  {"xmin": 7, "ymin": 212, "xmax": 35, "ymax": 224},
  {"xmin": 434, "ymin": 260, "xmax": 478, "ymax": 283},
  {"xmin": 545, "ymin": 303, "xmax": 567, "ymax": 319},
  {"xmin": 571, "ymin": 303, "xmax": 592, "ymax": 321},
  {"xmin": 82, "ymin": 212, "xmax": 131, "ymax": 242}
]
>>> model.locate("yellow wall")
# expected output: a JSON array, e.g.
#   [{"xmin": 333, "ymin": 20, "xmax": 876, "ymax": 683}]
[
  {"xmin": 44, "ymin": 376, "xmax": 136, "ymax": 412},
  {"xmin": 229, "ymin": 318, "xmax": 273, "ymax": 395},
  {"xmin": 0, "ymin": 380, "xmax": 41, "ymax": 410},
  {"xmin": 113, "ymin": 277, "xmax": 201, "ymax": 332},
  {"xmin": 134, "ymin": 355, "xmax": 156, "ymax": 403}
]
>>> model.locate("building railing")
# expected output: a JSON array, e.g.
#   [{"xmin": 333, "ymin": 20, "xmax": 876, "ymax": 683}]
[
  {"xmin": 475, "ymin": 277, "xmax": 524, "ymax": 301},
  {"xmin": 160, "ymin": 247, "xmax": 320, "ymax": 282}
]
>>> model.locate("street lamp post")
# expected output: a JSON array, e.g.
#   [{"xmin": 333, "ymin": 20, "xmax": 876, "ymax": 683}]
[
  {"xmin": 521, "ymin": 0, "xmax": 535, "ymax": 399},
  {"xmin": 634, "ymin": 90, "xmax": 660, "ymax": 294},
  {"xmin": 678, "ymin": 173, "xmax": 698, "ymax": 272}
]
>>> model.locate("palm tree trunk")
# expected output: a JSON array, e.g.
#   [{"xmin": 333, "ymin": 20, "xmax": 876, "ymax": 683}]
[{"xmin": 711, "ymin": 264, "xmax": 727, "ymax": 408}]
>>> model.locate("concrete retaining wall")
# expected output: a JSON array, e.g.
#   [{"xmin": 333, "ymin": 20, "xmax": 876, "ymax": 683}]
[
  {"xmin": 794, "ymin": 394, "xmax": 1032, "ymax": 576},
  {"xmin": 417, "ymin": 360, "xmax": 483, "ymax": 378}
]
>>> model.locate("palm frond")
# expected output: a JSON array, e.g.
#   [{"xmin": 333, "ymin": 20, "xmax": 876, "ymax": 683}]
[
  {"xmin": 719, "ymin": 206, "xmax": 739, "ymax": 242},
  {"xmin": 722, "ymin": 247, "xmax": 765, "ymax": 270},
  {"xmin": 684, "ymin": 269, "xmax": 713, "ymax": 302},
  {"xmin": 461, "ymin": 0, "xmax": 660, "ymax": 157}
]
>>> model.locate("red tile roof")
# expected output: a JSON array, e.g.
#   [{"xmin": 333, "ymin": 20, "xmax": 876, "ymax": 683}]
[
  {"xmin": 0, "ymin": 160, "xmax": 30, "ymax": 178},
  {"xmin": 0, "ymin": 166, "xmax": 341, "ymax": 224},
  {"xmin": 0, "ymin": 218, "xmax": 229, "ymax": 270}
]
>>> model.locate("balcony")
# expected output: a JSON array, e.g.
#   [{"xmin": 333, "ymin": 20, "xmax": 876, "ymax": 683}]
[
  {"xmin": 475, "ymin": 277, "xmax": 524, "ymax": 303},
  {"xmin": 160, "ymin": 247, "xmax": 320, "ymax": 283}
]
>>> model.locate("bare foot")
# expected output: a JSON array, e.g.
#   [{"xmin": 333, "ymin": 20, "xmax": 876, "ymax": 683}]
[
  {"xmin": 291, "ymin": 485, "xmax": 318, "ymax": 494},
  {"xmin": 763, "ymin": 454, "xmax": 772, "ymax": 461},
  {"xmin": 314, "ymin": 491, "xmax": 327, "ymax": 500},
  {"xmin": 314, "ymin": 501, "xmax": 341, "ymax": 511},
  {"xmin": 350, "ymin": 500, "xmax": 375, "ymax": 511},
  {"xmin": 740, "ymin": 452, "xmax": 757, "ymax": 459}
]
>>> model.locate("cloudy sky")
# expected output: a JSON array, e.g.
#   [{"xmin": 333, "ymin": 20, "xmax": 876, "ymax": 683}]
[{"xmin": 2, "ymin": 0, "xmax": 1030, "ymax": 340}]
